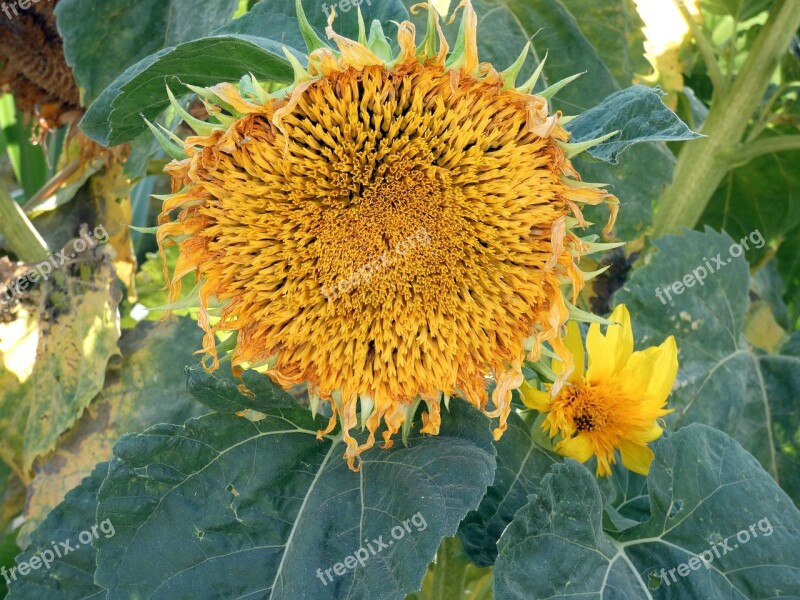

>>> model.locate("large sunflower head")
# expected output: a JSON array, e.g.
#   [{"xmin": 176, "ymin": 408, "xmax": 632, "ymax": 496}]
[
  {"xmin": 155, "ymin": 0, "xmax": 619, "ymax": 469},
  {"xmin": 521, "ymin": 304, "xmax": 678, "ymax": 476}
]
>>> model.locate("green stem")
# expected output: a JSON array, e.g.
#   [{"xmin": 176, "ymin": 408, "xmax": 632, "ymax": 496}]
[
  {"xmin": 430, "ymin": 537, "xmax": 470, "ymax": 600},
  {"xmin": 0, "ymin": 183, "xmax": 50, "ymax": 262},
  {"xmin": 653, "ymin": 0, "xmax": 800, "ymax": 236},
  {"xmin": 745, "ymin": 83, "xmax": 786, "ymax": 144},
  {"xmin": 728, "ymin": 135, "xmax": 800, "ymax": 167},
  {"xmin": 673, "ymin": 0, "xmax": 726, "ymax": 94}
]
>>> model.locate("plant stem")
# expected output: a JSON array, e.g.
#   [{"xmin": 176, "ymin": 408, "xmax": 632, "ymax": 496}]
[
  {"xmin": 729, "ymin": 135, "xmax": 800, "ymax": 167},
  {"xmin": 0, "ymin": 183, "xmax": 50, "ymax": 263},
  {"xmin": 653, "ymin": 0, "xmax": 800, "ymax": 236},
  {"xmin": 673, "ymin": 0, "xmax": 726, "ymax": 94},
  {"xmin": 430, "ymin": 537, "xmax": 470, "ymax": 600},
  {"xmin": 745, "ymin": 83, "xmax": 786, "ymax": 144},
  {"xmin": 21, "ymin": 159, "xmax": 81, "ymax": 213}
]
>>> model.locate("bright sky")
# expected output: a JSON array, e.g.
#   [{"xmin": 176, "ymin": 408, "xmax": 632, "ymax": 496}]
[{"xmin": 634, "ymin": 0, "xmax": 698, "ymax": 56}]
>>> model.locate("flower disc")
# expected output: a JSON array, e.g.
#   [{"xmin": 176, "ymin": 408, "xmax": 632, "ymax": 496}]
[{"xmin": 158, "ymin": 1, "xmax": 615, "ymax": 468}]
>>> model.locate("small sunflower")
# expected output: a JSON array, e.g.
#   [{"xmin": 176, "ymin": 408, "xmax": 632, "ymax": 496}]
[
  {"xmin": 155, "ymin": 0, "xmax": 620, "ymax": 469},
  {"xmin": 521, "ymin": 304, "xmax": 678, "ymax": 476}
]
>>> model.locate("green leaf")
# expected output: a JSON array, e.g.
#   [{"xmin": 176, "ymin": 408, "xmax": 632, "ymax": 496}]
[
  {"xmin": 700, "ymin": 0, "xmax": 774, "ymax": 20},
  {"xmin": 596, "ymin": 462, "xmax": 650, "ymax": 532},
  {"xmin": 6, "ymin": 462, "xmax": 109, "ymax": 600},
  {"xmin": 218, "ymin": 0, "xmax": 409, "ymax": 52},
  {"xmin": 121, "ymin": 246, "xmax": 196, "ymax": 327},
  {"xmin": 575, "ymin": 142, "xmax": 675, "ymax": 240},
  {"xmin": 615, "ymin": 227, "xmax": 799, "ymax": 500},
  {"xmin": 751, "ymin": 259, "xmax": 791, "ymax": 330},
  {"xmin": 494, "ymin": 424, "xmax": 800, "ymax": 598},
  {"xmin": 759, "ymin": 349, "xmax": 800, "ymax": 505},
  {"xmin": 0, "ymin": 95, "xmax": 47, "ymax": 201},
  {"xmin": 81, "ymin": 35, "xmax": 299, "ymax": 146},
  {"xmin": 94, "ymin": 370, "xmax": 495, "ymax": 599},
  {"xmin": 17, "ymin": 318, "xmax": 207, "ymax": 547},
  {"xmin": 558, "ymin": 0, "xmax": 650, "ymax": 88},
  {"xmin": 700, "ymin": 132, "xmax": 800, "ymax": 323},
  {"xmin": 186, "ymin": 364, "xmax": 299, "ymax": 413},
  {"xmin": 565, "ymin": 86, "xmax": 702, "ymax": 164},
  {"xmin": 467, "ymin": 0, "xmax": 638, "ymax": 111},
  {"xmin": 55, "ymin": 0, "xmax": 240, "ymax": 104},
  {"xmin": 457, "ymin": 412, "xmax": 559, "ymax": 567},
  {"xmin": 0, "ymin": 526, "xmax": 21, "ymax": 598},
  {"xmin": 0, "ymin": 261, "xmax": 121, "ymax": 481}
]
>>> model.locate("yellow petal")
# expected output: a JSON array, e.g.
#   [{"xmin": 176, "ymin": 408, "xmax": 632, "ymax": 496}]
[
  {"xmin": 520, "ymin": 380, "xmax": 551, "ymax": 411},
  {"xmin": 619, "ymin": 336, "xmax": 678, "ymax": 407},
  {"xmin": 646, "ymin": 336, "xmax": 679, "ymax": 405},
  {"xmin": 619, "ymin": 439, "xmax": 655, "ymax": 476},
  {"xmin": 586, "ymin": 305, "xmax": 634, "ymax": 384},
  {"xmin": 585, "ymin": 321, "xmax": 614, "ymax": 382},
  {"xmin": 640, "ymin": 421, "xmax": 664, "ymax": 443},
  {"xmin": 552, "ymin": 320, "xmax": 584, "ymax": 384},
  {"xmin": 617, "ymin": 346, "xmax": 660, "ymax": 398},
  {"xmin": 555, "ymin": 434, "xmax": 594, "ymax": 463},
  {"xmin": 607, "ymin": 304, "xmax": 634, "ymax": 371}
]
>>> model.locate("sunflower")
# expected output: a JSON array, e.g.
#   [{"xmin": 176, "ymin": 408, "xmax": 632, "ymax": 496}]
[
  {"xmin": 155, "ymin": 0, "xmax": 619, "ymax": 469},
  {"xmin": 521, "ymin": 304, "xmax": 678, "ymax": 476}
]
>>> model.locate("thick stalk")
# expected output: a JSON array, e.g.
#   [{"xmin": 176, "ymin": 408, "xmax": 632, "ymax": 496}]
[
  {"xmin": 430, "ymin": 537, "xmax": 470, "ymax": 600},
  {"xmin": 0, "ymin": 184, "xmax": 50, "ymax": 262},
  {"xmin": 652, "ymin": 0, "xmax": 800, "ymax": 236}
]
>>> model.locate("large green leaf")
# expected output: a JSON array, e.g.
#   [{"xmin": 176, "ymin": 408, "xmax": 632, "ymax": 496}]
[
  {"xmin": 597, "ymin": 462, "xmax": 650, "ymax": 532},
  {"xmin": 565, "ymin": 86, "xmax": 701, "ymax": 164},
  {"xmin": 700, "ymin": 133, "xmax": 800, "ymax": 322},
  {"xmin": 17, "ymin": 317, "xmax": 207, "ymax": 547},
  {"xmin": 0, "ymin": 261, "xmax": 121, "ymax": 481},
  {"xmin": 56, "ymin": 0, "xmax": 239, "ymax": 104},
  {"xmin": 93, "ymin": 369, "xmax": 495, "ymax": 599},
  {"xmin": 759, "ymin": 345, "xmax": 800, "ymax": 505},
  {"xmin": 469, "ymin": 2, "xmax": 603, "ymax": 110},
  {"xmin": 615, "ymin": 227, "xmax": 800, "ymax": 500},
  {"xmin": 559, "ymin": 0, "xmax": 650, "ymax": 87},
  {"xmin": 6, "ymin": 463, "xmax": 109, "ymax": 600},
  {"xmin": 457, "ymin": 412, "xmax": 559, "ymax": 567},
  {"xmin": 219, "ymin": 0, "xmax": 409, "ymax": 51},
  {"xmin": 81, "ymin": 35, "xmax": 299, "ymax": 146},
  {"xmin": 494, "ymin": 425, "xmax": 800, "ymax": 599}
]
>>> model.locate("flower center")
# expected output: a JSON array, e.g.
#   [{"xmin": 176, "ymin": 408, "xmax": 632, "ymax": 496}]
[
  {"xmin": 310, "ymin": 135, "xmax": 466, "ymax": 311},
  {"xmin": 181, "ymin": 60, "xmax": 577, "ymax": 413},
  {"xmin": 557, "ymin": 383, "xmax": 615, "ymax": 432}
]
